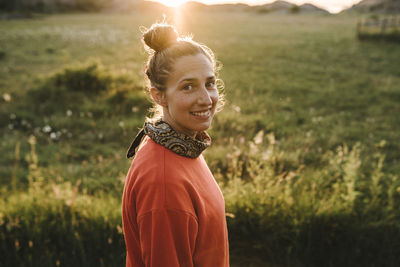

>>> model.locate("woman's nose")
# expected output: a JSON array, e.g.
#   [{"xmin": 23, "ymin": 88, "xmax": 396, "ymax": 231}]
[{"xmin": 198, "ymin": 87, "xmax": 212, "ymax": 105}]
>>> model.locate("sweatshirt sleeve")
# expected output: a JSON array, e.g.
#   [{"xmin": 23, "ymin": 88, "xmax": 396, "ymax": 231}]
[{"xmin": 137, "ymin": 208, "xmax": 198, "ymax": 267}]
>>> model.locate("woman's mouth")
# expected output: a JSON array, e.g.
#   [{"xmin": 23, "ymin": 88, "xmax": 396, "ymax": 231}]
[{"xmin": 190, "ymin": 109, "xmax": 211, "ymax": 118}]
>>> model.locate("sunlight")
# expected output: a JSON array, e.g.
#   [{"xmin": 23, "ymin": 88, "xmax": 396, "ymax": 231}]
[
  {"xmin": 172, "ymin": 4, "xmax": 184, "ymax": 31},
  {"xmin": 156, "ymin": 0, "xmax": 188, "ymax": 7}
]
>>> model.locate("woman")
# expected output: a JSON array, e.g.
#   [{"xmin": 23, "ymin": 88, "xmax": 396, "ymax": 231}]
[{"xmin": 122, "ymin": 22, "xmax": 229, "ymax": 267}]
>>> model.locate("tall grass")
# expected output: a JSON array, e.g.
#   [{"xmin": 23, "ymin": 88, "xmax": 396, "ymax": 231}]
[
  {"xmin": 219, "ymin": 132, "xmax": 400, "ymax": 266},
  {"xmin": 0, "ymin": 136, "xmax": 125, "ymax": 267},
  {"xmin": 1, "ymin": 132, "xmax": 399, "ymax": 266}
]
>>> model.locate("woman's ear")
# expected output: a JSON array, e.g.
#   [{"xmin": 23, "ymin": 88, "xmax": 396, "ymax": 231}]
[{"xmin": 149, "ymin": 87, "xmax": 167, "ymax": 107}]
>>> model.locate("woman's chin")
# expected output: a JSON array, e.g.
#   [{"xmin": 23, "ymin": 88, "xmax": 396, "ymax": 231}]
[{"xmin": 192, "ymin": 121, "xmax": 213, "ymax": 133}]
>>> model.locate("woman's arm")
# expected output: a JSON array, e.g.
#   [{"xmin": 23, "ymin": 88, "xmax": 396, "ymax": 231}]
[{"xmin": 137, "ymin": 208, "xmax": 198, "ymax": 267}]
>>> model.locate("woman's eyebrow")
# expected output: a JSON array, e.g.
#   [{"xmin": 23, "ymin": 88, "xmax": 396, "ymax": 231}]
[
  {"xmin": 178, "ymin": 75, "xmax": 215, "ymax": 84},
  {"xmin": 179, "ymin": 78, "xmax": 197, "ymax": 83}
]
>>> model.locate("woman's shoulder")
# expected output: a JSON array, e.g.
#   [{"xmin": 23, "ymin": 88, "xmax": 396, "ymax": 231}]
[
  {"xmin": 129, "ymin": 137, "xmax": 165, "ymax": 178},
  {"xmin": 128, "ymin": 136, "xmax": 207, "ymax": 186},
  {"xmin": 129, "ymin": 138, "xmax": 183, "ymax": 182},
  {"xmin": 134, "ymin": 136, "xmax": 159, "ymax": 158},
  {"xmin": 125, "ymin": 137, "xmax": 201, "ymax": 216}
]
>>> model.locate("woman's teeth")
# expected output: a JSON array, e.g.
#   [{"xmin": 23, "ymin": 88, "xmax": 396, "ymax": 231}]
[{"xmin": 191, "ymin": 110, "xmax": 210, "ymax": 116}]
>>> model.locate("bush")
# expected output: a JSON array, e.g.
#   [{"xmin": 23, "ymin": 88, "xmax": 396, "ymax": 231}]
[
  {"xmin": 52, "ymin": 62, "xmax": 112, "ymax": 94},
  {"xmin": 25, "ymin": 62, "xmax": 112, "ymax": 114},
  {"xmin": 289, "ymin": 5, "xmax": 300, "ymax": 14},
  {"xmin": 106, "ymin": 86, "xmax": 150, "ymax": 115}
]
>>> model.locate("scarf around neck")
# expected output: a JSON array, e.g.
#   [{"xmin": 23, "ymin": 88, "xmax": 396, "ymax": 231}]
[{"xmin": 126, "ymin": 120, "xmax": 211, "ymax": 159}]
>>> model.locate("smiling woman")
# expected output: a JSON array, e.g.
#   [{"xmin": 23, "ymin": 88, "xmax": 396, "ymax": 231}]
[{"xmin": 122, "ymin": 22, "xmax": 229, "ymax": 267}]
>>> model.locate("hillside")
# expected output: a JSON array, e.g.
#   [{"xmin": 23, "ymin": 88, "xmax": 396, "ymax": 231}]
[
  {"xmin": 299, "ymin": 3, "xmax": 328, "ymax": 13},
  {"xmin": 264, "ymin": 0, "xmax": 294, "ymax": 10},
  {"xmin": 347, "ymin": 0, "xmax": 400, "ymax": 13},
  {"xmin": 254, "ymin": 1, "xmax": 329, "ymax": 14}
]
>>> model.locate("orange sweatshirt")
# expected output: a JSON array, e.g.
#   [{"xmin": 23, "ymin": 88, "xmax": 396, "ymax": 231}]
[{"xmin": 122, "ymin": 136, "xmax": 229, "ymax": 267}]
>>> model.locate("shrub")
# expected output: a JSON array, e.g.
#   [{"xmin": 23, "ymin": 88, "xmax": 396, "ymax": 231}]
[
  {"xmin": 106, "ymin": 86, "xmax": 150, "ymax": 115},
  {"xmin": 255, "ymin": 7, "xmax": 271, "ymax": 14},
  {"xmin": 52, "ymin": 62, "xmax": 112, "ymax": 94},
  {"xmin": 289, "ymin": 5, "xmax": 300, "ymax": 14},
  {"xmin": 24, "ymin": 61, "xmax": 137, "ymax": 116}
]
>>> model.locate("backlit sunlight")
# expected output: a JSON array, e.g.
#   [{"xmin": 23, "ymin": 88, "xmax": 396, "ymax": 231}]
[{"xmin": 156, "ymin": 0, "xmax": 188, "ymax": 7}]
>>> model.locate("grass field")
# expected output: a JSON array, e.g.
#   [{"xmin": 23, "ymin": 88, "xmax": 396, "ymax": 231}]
[{"xmin": 1, "ymin": 9, "xmax": 400, "ymax": 266}]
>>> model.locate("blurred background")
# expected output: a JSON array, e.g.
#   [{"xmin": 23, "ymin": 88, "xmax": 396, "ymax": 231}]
[{"xmin": 0, "ymin": 0, "xmax": 399, "ymax": 266}]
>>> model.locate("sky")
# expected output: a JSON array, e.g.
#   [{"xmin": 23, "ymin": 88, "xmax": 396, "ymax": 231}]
[{"xmin": 154, "ymin": 0, "xmax": 364, "ymax": 14}]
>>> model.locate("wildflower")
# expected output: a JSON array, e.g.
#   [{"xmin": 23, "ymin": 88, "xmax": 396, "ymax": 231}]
[
  {"xmin": 50, "ymin": 132, "xmax": 57, "ymax": 140},
  {"xmin": 28, "ymin": 135, "xmax": 36, "ymax": 145},
  {"xmin": 378, "ymin": 140, "xmax": 386, "ymax": 148},
  {"xmin": 2, "ymin": 93, "xmax": 11, "ymax": 102},
  {"xmin": 239, "ymin": 136, "xmax": 245, "ymax": 144},
  {"xmin": 254, "ymin": 130, "xmax": 264, "ymax": 145},
  {"xmin": 42, "ymin": 125, "xmax": 51, "ymax": 133},
  {"xmin": 119, "ymin": 121, "xmax": 125, "ymax": 128},
  {"xmin": 66, "ymin": 110, "xmax": 72, "ymax": 117},
  {"xmin": 131, "ymin": 106, "xmax": 139, "ymax": 113},
  {"xmin": 231, "ymin": 104, "xmax": 241, "ymax": 113},
  {"xmin": 225, "ymin": 212, "xmax": 235, "ymax": 218}
]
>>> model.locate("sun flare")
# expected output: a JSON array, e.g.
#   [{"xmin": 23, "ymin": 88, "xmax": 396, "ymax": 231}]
[{"xmin": 156, "ymin": 0, "xmax": 188, "ymax": 7}]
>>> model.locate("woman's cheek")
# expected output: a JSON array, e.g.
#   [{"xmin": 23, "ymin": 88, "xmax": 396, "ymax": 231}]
[{"xmin": 211, "ymin": 90, "xmax": 219, "ymax": 106}]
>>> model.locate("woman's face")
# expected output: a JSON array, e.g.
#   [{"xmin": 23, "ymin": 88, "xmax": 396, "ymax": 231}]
[{"xmin": 160, "ymin": 53, "xmax": 218, "ymax": 138}]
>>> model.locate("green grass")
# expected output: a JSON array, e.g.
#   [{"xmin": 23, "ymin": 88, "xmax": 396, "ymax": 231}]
[{"xmin": 1, "ymin": 10, "xmax": 400, "ymax": 266}]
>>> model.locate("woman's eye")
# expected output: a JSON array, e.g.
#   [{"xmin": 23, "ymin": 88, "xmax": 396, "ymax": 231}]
[
  {"xmin": 206, "ymin": 81, "xmax": 216, "ymax": 88},
  {"xmin": 183, "ymin": 84, "xmax": 193, "ymax": 91}
]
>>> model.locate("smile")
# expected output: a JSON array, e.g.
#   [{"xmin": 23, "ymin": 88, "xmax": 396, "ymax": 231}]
[{"xmin": 190, "ymin": 109, "xmax": 211, "ymax": 117}]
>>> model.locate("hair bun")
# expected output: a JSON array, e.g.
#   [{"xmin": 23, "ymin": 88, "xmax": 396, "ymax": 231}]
[{"xmin": 143, "ymin": 24, "xmax": 179, "ymax": 52}]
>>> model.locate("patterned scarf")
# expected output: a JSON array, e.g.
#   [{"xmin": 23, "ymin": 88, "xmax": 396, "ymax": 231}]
[{"xmin": 126, "ymin": 120, "xmax": 211, "ymax": 159}]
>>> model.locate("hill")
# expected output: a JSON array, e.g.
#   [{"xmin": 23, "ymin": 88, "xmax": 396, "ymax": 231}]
[
  {"xmin": 264, "ymin": 0, "xmax": 294, "ymax": 10},
  {"xmin": 347, "ymin": 0, "xmax": 400, "ymax": 13},
  {"xmin": 159, "ymin": 1, "xmax": 329, "ymax": 15},
  {"xmin": 254, "ymin": 1, "xmax": 329, "ymax": 14},
  {"xmin": 299, "ymin": 3, "xmax": 328, "ymax": 13}
]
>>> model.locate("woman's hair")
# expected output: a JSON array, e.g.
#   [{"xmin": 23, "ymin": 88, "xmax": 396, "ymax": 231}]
[{"xmin": 142, "ymin": 22, "xmax": 224, "ymax": 120}]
